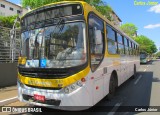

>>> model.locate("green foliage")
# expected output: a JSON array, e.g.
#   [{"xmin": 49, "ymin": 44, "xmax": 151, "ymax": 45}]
[
  {"xmin": 21, "ymin": 0, "xmax": 113, "ymax": 21},
  {"xmin": 0, "ymin": 15, "xmax": 19, "ymax": 28},
  {"xmin": 85, "ymin": 0, "xmax": 112, "ymax": 20},
  {"xmin": 155, "ymin": 51, "xmax": 160, "ymax": 57},
  {"xmin": 135, "ymin": 35, "xmax": 157, "ymax": 54},
  {"xmin": 120, "ymin": 23, "xmax": 138, "ymax": 38},
  {"xmin": 96, "ymin": 5, "xmax": 113, "ymax": 21}
]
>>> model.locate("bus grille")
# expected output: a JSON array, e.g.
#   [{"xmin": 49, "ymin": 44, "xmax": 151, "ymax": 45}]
[
  {"xmin": 18, "ymin": 63, "xmax": 87, "ymax": 79},
  {"xmin": 18, "ymin": 68, "xmax": 69, "ymax": 79}
]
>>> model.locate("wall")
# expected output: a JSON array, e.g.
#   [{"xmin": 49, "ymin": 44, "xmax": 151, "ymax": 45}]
[
  {"xmin": 0, "ymin": 63, "xmax": 17, "ymax": 87},
  {"xmin": 0, "ymin": 0, "xmax": 28, "ymax": 16}
]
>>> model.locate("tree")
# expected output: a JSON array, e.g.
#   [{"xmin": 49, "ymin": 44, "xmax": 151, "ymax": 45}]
[
  {"xmin": 120, "ymin": 22, "xmax": 157, "ymax": 54},
  {"xmin": 120, "ymin": 23, "xmax": 138, "ymax": 38},
  {"xmin": 0, "ymin": 15, "xmax": 19, "ymax": 28},
  {"xmin": 85, "ymin": 0, "xmax": 113, "ymax": 21},
  {"xmin": 155, "ymin": 51, "xmax": 160, "ymax": 57},
  {"xmin": 21, "ymin": 0, "xmax": 113, "ymax": 21},
  {"xmin": 135, "ymin": 35, "xmax": 157, "ymax": 54}
]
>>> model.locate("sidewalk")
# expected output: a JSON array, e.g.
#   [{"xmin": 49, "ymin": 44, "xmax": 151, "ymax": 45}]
[
  {"xmin": 0, "ymin": 85, "xmax": 18, "ymax": 106},
  {"xmin": 0, "ymin": 86, "xmax": 17, "ymax": 100}
]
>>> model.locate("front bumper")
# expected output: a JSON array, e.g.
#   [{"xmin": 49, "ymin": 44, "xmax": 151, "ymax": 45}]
[{"xmin": 17, "ymin": 80, "xmax": 92, "ymax": 111}]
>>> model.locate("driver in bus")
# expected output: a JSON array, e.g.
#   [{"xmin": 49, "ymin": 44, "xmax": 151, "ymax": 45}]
[{"xmin": 56, "ymin": 38, "xmax": 85, "ymax": 66}]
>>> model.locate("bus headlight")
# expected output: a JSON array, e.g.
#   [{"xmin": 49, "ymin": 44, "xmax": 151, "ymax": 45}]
[
  {"xmin": 64, "ymin": 80, "xmax": 83, "ymax": 94},
  {"xmin": 71, "ymin": 84, "xmax": 76, "ymax": 90},
  {"xmin": 76, "ymin": 81, "xmax": 82, "ymax": 87},
  {"xmin": 64, "ymin": 87, "xmax": 70, "ymax": 93}
]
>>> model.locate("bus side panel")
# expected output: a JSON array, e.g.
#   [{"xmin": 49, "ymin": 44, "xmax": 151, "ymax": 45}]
[
  {"xmin": 88, "ymin": 67, "xmax": 105, "ymax": 105},
  {"xmin": 93, "ymin": 77, "xmax": 104, "ymax": 104}
]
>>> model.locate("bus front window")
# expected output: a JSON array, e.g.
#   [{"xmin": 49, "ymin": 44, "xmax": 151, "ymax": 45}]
[{"xmin": 21, "ymin": 22, "xmax": 87, "ymax": 68}]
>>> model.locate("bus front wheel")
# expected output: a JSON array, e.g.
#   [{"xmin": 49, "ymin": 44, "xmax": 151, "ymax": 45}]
[{"xmin": 107, "ymin": 74, "xmax": 117, "ymax": 100}]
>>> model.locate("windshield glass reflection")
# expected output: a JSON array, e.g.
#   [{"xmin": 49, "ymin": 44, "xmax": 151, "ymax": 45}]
[{"xmin": 21, "ymin": 22, "xmax": 87, "ymax": 68}]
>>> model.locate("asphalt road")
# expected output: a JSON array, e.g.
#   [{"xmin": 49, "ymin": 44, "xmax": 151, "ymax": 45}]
[{"xmin": 1, "ymin": 59, "xmax": 160, "ymax": 115}]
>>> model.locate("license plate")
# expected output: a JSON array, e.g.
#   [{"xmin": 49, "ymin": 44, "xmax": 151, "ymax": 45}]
[{"xmin": 34, "ymin": 94, "xmax": 45, "ymax": 102}]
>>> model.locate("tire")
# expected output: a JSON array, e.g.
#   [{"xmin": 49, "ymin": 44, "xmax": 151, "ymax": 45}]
[{"xmin": 107, "ymin": 74, "xmax": 116, "ymax": 100}]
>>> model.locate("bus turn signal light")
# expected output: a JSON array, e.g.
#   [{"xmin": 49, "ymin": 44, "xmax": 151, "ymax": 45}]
[{"xmin": 81, "ymin": 78, "xmax": 86, "ymax": 82}]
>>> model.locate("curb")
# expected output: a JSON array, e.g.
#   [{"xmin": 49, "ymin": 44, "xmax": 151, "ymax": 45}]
[{"xmin": 0, "ymin": 96, "xmax": 18, "ymax": 106}]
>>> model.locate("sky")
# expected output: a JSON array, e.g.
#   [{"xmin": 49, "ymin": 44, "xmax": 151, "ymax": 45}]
[{"xmin": 8, "ymin": 0, "xmax": 160, "ymax": 49}]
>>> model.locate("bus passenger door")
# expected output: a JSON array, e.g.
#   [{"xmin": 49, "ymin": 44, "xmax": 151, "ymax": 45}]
[
  {"xmin": 88, "ymin": 13, "xmax": 105, "ymax": 104},
  {"xmin": 89, "ymin": 35, "xmax": 104, "ymax": 103}
]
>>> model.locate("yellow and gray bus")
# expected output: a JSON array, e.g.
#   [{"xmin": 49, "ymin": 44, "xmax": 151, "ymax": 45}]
[{"xmin": 18, "ymin": 1, "xmax": 140, "ymax": 110}]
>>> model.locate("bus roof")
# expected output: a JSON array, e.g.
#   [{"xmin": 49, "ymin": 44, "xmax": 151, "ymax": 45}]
[{"xmin": 21, "ymin": 1, "xmax": 86, "ymax": 18}]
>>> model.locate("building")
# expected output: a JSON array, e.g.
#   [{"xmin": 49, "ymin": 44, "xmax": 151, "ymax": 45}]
[
  {"xmin": 110, "ymin": 10, "xmax": 122, "ymax": 27},
  {"xmin": 0, "ymin": 0, "xmax": 28, "ymax": 16}
]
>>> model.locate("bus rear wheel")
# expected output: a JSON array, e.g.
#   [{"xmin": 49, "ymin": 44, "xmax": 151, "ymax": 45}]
[{"xmin": 107, "ymin": 74, "xmax": 116, "ymax": 100}]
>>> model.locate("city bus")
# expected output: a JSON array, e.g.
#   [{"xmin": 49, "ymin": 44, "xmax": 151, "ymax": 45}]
[{"xmin": 17, "ymin": 1, "xmax": 140, "ymax": 110}]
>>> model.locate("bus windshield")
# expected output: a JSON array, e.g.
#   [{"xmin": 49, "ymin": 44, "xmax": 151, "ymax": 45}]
[{"xmin": 21, "ymin": 22, "xmax": 87, "ymax": 68}]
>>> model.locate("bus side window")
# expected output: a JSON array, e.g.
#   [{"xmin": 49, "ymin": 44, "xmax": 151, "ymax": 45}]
[
  {"xmin": 106, "ymin": 25, "xmax": 117, "ymax": 54},
  {"xmin": 117, "ymin": 33, "xmax": 124, "ymax": 55},
  {"xmin": 124, "ymin": 37, "xmax": 129, "ymax": 55},
  {"xmin": 88, "ymin": 14, "xmax": 104, "ymax": 71}
]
